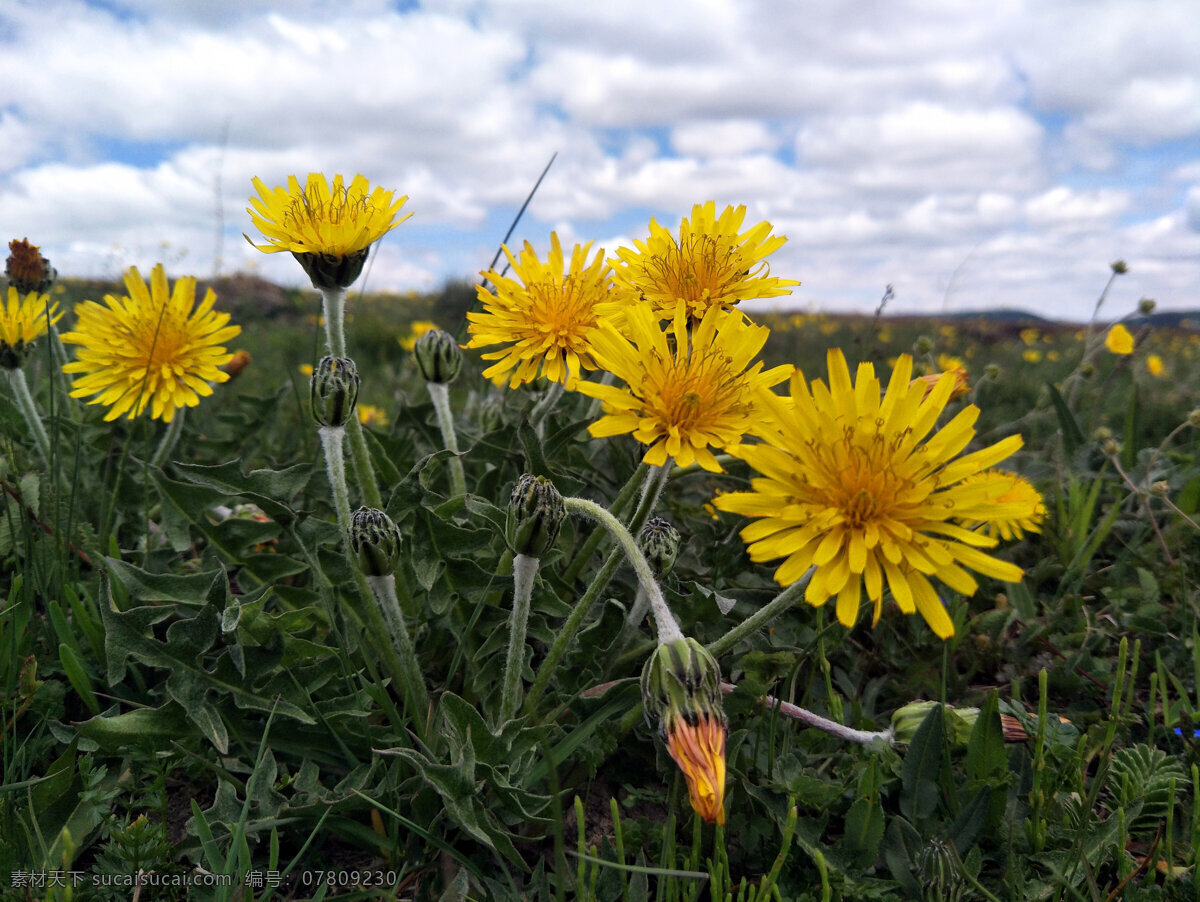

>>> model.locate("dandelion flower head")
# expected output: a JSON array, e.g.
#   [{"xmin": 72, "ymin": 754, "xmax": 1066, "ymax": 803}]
[
  {"xmin": 962, "ymin": 470, "xmax": 1046, "ymax": 541},
  {"xmin": 609, "ymin": 201, "xmax": 799, "ymax": 322},
  {"xmin": 466, "ymin": 232, "xmax": 617, "ymax": 389},
  {"xmin": 575, "ymin": 302, "xmax": 792, "ymax": 472},
  {"xmin": 61, "ymin": 264, "xmax": 241, "ymax": 422},
  {"xmin": 1, "ymin": 287, "xmax": 61, "ymax": 369},
  {"xmin": 245, "ymin": 173, "xmax": 410, "ymax": 258},
  {"xmin": 715, "ymin": 350, "xmax": 1031, "ymax": 639}
]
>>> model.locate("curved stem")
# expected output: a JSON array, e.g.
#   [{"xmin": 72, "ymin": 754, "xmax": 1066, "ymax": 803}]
[
  {"xmin": 428, "ymin": 382, "xmax": 467, "ymax": 496},
  {"xmin": 562, "ymin": 462, "xmax": 650, "ymax": 584},
  {"xmin": 563, "ymin": 496, "xmax": 683, "ymax": 644},
  {"xmin": 6, "ymin": 367, "xmax": 51, "ymax": 465},
  {"xmin": 704, "ymin": 568, "xmax": 815, "ymax": 659},
  {"xmin": 529, "ymin": 380, "xmax": 565, "ymax": 436},
  {"xmin": 150, "ymin": 407, "xmax": 186, "ymax": 468},
  {"xmin": 500, "ymin": 553, "xmax": 539, "ymax": 722}
]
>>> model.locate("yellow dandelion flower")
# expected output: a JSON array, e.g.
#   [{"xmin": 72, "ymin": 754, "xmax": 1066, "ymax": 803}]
[
  {"xmin": 466, "ymin": 232, "xmax": 616, "ymax": 389},
  {"xmin": 714, "ymin": 350, "xmax": 1028, "ymax": 639},
  {"xmin": 61, "ymin": 264, "xmax": 241, "ymax": 422},
  {"xmin": 246, "ymin": 173, "xmax": 410, "ymax": 257},
  {"xmin": 1105, "ymin": 324, "xmax": 1134, "ymax": 354},
  {"xmin": 962, "ymin": 470, "xmax": 1046, "ymax": 541},
  {"xmin": 245, "ymin": 173, "xmax": 411, "ymax": 290},
  {"xmin": 399, "ymin": 319, "xmax": 438, "ymax": 352},
  {"xmin": 911, "ymin": 365, "xmax": 969, "ymax": 401},
  {"xmin": 574, "ymin": 302, "xmax": 792, "ymax": 472},
  {"xmin": 1020, "ymin": 328, "xmax": 1040, "ymax": 346},
  {"xmin": 1, "ymin": 287, "xmax": 62, "ymax": 369},
  {"xmin": 609, "ymin": 201, "xmax": 798, "ymax": 322},
  {"xmin": 1023, "ymin": 349, "xmax": 1042, "ymax": 363},
  {"xmin": 1147, "ymin": 354, "xmax": 1164, "ymax": 377}
]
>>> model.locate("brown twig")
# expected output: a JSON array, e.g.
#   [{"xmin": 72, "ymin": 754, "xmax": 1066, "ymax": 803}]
[{"xmin": 0, "ymin": 477, "xmax": 93, "ymax": 567}]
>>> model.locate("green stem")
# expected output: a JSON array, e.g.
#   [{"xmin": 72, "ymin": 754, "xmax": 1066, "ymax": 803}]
[
  {"xmin": 529, "ymin": 380, "xmax": 565, "ymax": 435},
  {"xmin": 562, "ymin": 462, "xmax": 650, "ymax": 584},
  {"xmin": 428, "ymin": 382, "xmax": 467, "ymax": 496},
  {"xmin": 705, "ymin": 567, "xmax": 814, "ymax": 659},
  {"xmin": 6, "ymin": 367, "xmax": 51, "ymax": 465},
  {"xmin": 366, "ymin": 574, "xmax": 432, "ymax": 724},
  {"xmin": 345, "ymin": 416, "xmax": 384, "ymax": 509},
  {"xmin": 319, "ymin": 286, "xmax": 348, "ymax": 357},
  {"xmin": 500, "ymin": 552, "xmax": 539, "ymax": 722},
  {"xmin": 320, "ymin": 426, "xmax": 427, "ymax": 734},
  {"xmin": 150, "ymin": 407, "xmax": 186, "ymax": 468},
  {"xmin": 563, "ymin": 496, "xmax": 683, "ymax": 643}
]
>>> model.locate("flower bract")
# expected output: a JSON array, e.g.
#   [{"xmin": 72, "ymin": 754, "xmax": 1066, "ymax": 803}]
[
  {"xmin": 609, "ymin": 201, "xmax": 798, "ymax": 322},
  {"xmin": 575, "ymin": 303, "xmax": 792, "ymax": 472},
  {"xmin": 245, "ymin": 173, "xmax": 411, "ymax": 258},
  {"xmin": 714, "ymin": 350, "xmax": 1031, "ymax": 639},
  {"xmin": 1, "ymin": 287, "xmax": 61, "ymax": 369},
  {"xmin": 466, "ymin": 233, "xmax": 616, "ymax": 388},
  {"xmin": 61, "ymin": 265, "xmax": 241, "ymax": 422}
]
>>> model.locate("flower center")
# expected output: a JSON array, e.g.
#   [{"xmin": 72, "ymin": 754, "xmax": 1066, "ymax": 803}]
[
  {"xmin": 812, "ymin": 428, "xmax": 908, "ymax": 529},
  {"xmin": 286, "ymin": 184, "xmax": 372, "ymax": 231},
  {"xmin": 524, "ymin": 276, "xmax": 597, "ymax": 346},
  {"xmin": 645, "ymin": 236, "xmax": 753, "ymax": 307},
  {"xmin": 649, "ymin": 350, "xmax": 741, "ymax": 430}
]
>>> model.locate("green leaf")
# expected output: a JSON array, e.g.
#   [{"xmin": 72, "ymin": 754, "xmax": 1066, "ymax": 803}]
[
  {"xmin": 58, "ymin": 642, "xmax": 101, "ymax": 715},
  {"xmin": 900, "ymin": 702, "xmax": 945, "ymax": 824},
  {"xmin": 75, "ymin": 702, "xmax": 192, "ymax": 749},
  {"xmin": 1045, "ymin": 382, "xmax": 1084, "ymax": 454},
  {"xmin": 105, "ymin": 557, "xmax": 227, "ymax": 607},
  {"xmin": 172, "ymin": 459, "xmax": 311, "ymax": 522}
]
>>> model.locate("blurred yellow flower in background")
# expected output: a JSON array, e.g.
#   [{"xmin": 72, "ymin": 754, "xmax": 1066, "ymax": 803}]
[
  {"xmin": 357, "ymin": 404, "xmax": 390, "ymax": 427},
  {"xmin": 1105, "ymin": 324, "xmax": 1134, "ymax": 354},
  {"xmin": 399, "ymin": 320, "xmax": 438, "ymax": 351},
  {"xmin": 1, "ymin": 287, "xmax": 61, "ymax": 369},
  {"xmin": 1147, "ymin": 354, "xmax": 1164, "ymax": 377},
  {"xmin": 61, "ymin": 264, "xmax": 241, "ymax": 422}
]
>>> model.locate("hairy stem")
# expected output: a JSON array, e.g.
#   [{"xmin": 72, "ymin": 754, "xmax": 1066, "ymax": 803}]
[
  {"xmin": 501, "ymin": 553, "xmax": 539, "ymax": 722},
  {"xmin": 150, "ymin": 407, "xmax": 186, "ymax": 468},
  {"xmin": 428, "ymin": 382, "xmax": 467, "ymax": 496},
  {"xmin": 705, "ymin": 568, "xmax": 815, "ymax": 659}
]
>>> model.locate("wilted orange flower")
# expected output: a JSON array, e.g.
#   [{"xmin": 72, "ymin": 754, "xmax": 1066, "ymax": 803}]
[{"xmin": 665, "ymin": 713, "xmax": 727, "ymax": 825}]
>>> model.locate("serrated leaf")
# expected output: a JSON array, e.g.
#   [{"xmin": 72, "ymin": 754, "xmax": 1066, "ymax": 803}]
[
  {"xmin": 105, "ymin": 557, "xmax": 226, "ymax": 607},
  {"xmin": 75, "ymin": 703, "xmax": 192, "ymax": 749},
  {"xmin": 172, "ymin": 459, "xmax": 310, "ymax": 522}
]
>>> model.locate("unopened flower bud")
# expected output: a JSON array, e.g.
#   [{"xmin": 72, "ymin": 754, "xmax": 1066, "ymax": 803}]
[
  {"xmin": 1101, "ymin": 438, "xmax": 1123, "ymax": 457},
  {"xmin": 293, "ymin": 247, "xmax": 369, "ymax": 291},
  {"xmin": 1080, "ymin": 362, "xmax": 1096, "ymax": 379},
  {"xmin": 641, "ymin": 638, "xmax": 727, "ymax": 825},
  {"xmin": 890, "ymin": 701, "xmax": 978, "ymax": 745},
  {"xmin": 984, "ymin": 363, "xmax": 1001, "ymax": 380},
  {"xmin": 1189, "ymin": 410, "xmax": 1200, "ymax": 428},
  {"xmin": 914, "ymin": 335, "xmax": 934, "ymax": 356},
  {"xmin": 1138, "ymin": 297, "xmax": 1156, "ymax": 315},
  {"xmin": 506, "ymin": 474, "xmax": 565, "ymax": 557},
  {"xmin": 413, "ymin": 328, "xmax": 463, "ymax": 384},
  {"xmin": 1111, "ymin": 260, "xmax": 1127, "ymax": 275},
  {"xmin": 1150, "ymin": 480, "xmax": 1169, "ymax": 497},
  {"xmin": 224, "ymin": 349, "xmax": 252, "ymax": 379},
  {"xmin": 310, "ymin": 355, "xmax": 360, "ymax": 427},
  {"xmin": 349, "ymin": 507, "xmax": 402, "ymax": 576},
  {"xmin": 1092, "ymin": 426, "xmax": 1112, "ymax": 442},
  {"xmin": 639, "ymin": 517, "xmax": 681, "ymax": 578},
  {"xmin": 6, "ymin": 239, "xmax": 56, "ymax": 294}
]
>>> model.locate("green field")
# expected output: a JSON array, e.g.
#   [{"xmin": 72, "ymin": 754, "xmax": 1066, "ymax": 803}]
[{"xmin": 4, "ymin": 262, "xmax": 1200, "ymax": 901}]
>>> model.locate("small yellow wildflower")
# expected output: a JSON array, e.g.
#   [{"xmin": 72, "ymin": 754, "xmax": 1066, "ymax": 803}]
[
  {"xmin": 1023, "ymin": 349, "xmax": 1042, "ymax": 363},
  {"xmin": 1147, "ymin": 354, "xmax": 1164, "ymax": 377},
  {"xmin": 357, "ymin": 404, "xmax": 390, "ymax": 427},
  {"xmin": 1105, "ymin": 324, "xmax": 1134, "ymax": 355},
  {"xmin": 1, "ymin": 287, "xmax": 61, "ymax": 369}
]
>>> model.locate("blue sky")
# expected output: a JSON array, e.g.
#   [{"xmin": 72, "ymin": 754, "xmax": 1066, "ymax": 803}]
[{"xmin": 2, "ymin": 0, "xmax": 1198, "ymax": 319}]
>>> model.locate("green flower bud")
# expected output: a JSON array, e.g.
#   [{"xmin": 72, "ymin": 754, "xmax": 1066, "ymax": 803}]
[
  {"xmin": 1138, "ymin": 297, "xmax": 1156, "ymax": 315},
  {"xmin": 914, "ymin": 335, "xmax": 934, "ymax": 356},
  {"xmin": 310, "ymin": 355, "xmax": 360, "ymax": 428},
  {"xmin": 413, "ymin": 328, "xmax": 463, "ymax": 384},
  {"xmin": 890, "ymin": 700, "xmax": 978, "ymax": 745},
  {"xmin": 918, "ymin": 837, "xmax": 966, "ymax": 899},
  {"xmin": 1080, "ymin": 362, "xmax": 1096, "ymax": 378},
  {"xmin": 349, "ymin": 507, "xmax": 402, "ymax": 576},
  {"xmin": 1101, "ymin": 437, "xmax": 1123, "ymax": 457},
  {"xmin": 1150, "ymin": 480, "xmax": 1169, "ymax": 497},
  {"xmin": 1111, "ymin": 260, "xmax": 1128, "ymax": 275},
  {"xmin": 1092, "ymin": 426, "xmax": 1112, "ymax": 442},
  {"xmin": 1189, "ymin": 409, "xmax": 1200, "ymax": 428},
  {"xmin": 293, "ymin": 247, "xmax": 369, "ymax": 291},
  {"xmin": 639, "ymin": 517, "xmax": 681, "ymax": 578},
  {"xmin": 983, "ymin": 363, "xmax": 1001, "ymax": 380},
  {"xmin": 506, "ymin": 474, "xmax": 565, "ymax": 557}
]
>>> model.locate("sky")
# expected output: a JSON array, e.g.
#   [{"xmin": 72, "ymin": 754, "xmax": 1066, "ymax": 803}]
[{"xmin": 2, "ymin": 0, "xmax": 1199, "ymax": 320}]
